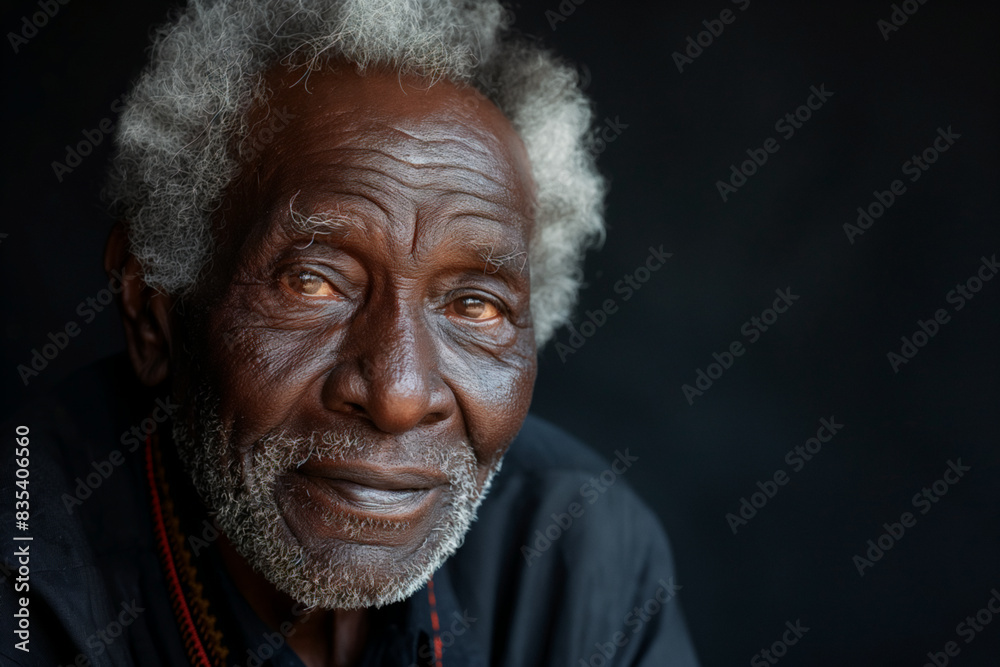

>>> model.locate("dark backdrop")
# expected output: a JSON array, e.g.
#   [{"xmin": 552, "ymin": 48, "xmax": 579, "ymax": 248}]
[{"xmin": 2, "ymin": 1, "xmax": 998, "ymax": 665}]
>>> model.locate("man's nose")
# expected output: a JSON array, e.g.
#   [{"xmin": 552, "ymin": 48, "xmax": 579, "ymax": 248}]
[{"xmin": 320, "ymin": 299, "xmax": 454, "ymax": 434}]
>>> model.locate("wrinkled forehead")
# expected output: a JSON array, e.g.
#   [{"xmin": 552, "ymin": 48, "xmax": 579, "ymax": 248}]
[{"xmin": 234, "ymin": 63, "xmax": 537, "ymax": 227}]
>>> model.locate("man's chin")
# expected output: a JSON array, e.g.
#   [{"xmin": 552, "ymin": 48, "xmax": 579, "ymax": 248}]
[
  {"xmin": 213, "ymin": 472, "xmax": 488, "ymax": 610},
  {"xmin": 253, "ymin": 534, "xmax": 444, "ymax": 610},
  {"xmin": 226, "ymin": 497, "xmax": 469, "ymax": 611}
]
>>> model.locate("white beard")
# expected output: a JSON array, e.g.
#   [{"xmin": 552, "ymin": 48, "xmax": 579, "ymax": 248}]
[{"xmin": 172, "ymin": 387, "xmax": 501, "ymax": 610}]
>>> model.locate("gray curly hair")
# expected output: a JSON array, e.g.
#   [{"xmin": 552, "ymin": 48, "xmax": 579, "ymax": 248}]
[{"xmin": 105, "ymin": 0, "xmax": 605, "ymax": 347}]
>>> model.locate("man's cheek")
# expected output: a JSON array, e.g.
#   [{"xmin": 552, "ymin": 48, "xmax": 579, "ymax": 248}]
[
  {"xmin": 492, "ymin": 336, "xmax": 538, "ymax": 420},
  {"xmin": 454, "ymin": 354, "xmax": 535, "ymax": 454},
  {"xmin": 210, "ymin": 325, "xmax": 330, "ymax": 428}
]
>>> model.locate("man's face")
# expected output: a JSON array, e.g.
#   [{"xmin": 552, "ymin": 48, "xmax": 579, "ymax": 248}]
[{"xmin": 170, "ymin": 64, "xmax": 538, "ymax": 609}]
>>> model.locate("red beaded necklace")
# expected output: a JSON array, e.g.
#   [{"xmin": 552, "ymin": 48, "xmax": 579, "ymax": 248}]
[{"xmin": 146, "ymin": 432, "xmax": 229, "ymax": 666}]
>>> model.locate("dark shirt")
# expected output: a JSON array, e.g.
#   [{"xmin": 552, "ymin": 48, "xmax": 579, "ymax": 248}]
[{"xmin": 1, "ymin": 355, "xmax": 699, "ymax": 666}]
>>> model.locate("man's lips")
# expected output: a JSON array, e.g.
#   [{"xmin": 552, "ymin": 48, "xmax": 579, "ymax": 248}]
[
  {"xmin": 297, "ymin": 461, "xmax": 449, "ymax": 491},
  {"xmin": 293, "ymin": 461, "xmax": 448, "ymax": 517}
]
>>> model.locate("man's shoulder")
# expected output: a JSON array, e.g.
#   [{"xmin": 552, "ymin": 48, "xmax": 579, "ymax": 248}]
[
  {"xmin": 443, "ymin": 414, "xmax": 698, "ymax": 665},
  {"xmin": 490, "ymin": 412, "xmax": 647, "ymax": 518},
  {"xmin": 472, "ymin": 411, "xmax": 661, "ymax": 557},
  {"xmin": 501, "ymin": 412, "xmax": 616, "ymax": 478}
]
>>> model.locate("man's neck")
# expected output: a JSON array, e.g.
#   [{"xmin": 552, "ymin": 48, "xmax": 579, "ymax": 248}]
[{"xmin": 217, "ymin": 535, "xmax": 370, "ymax": 667}]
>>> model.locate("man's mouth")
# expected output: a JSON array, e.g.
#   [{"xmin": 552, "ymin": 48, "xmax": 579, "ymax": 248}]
[
  {"xmin": 278, "ymin": 461, "xmax": 450, "ymax": 544},
  {"xmin": 300, "ymin": 463, "xmax": 446, "ymax": 513},
  {"xmin": 317, "ymin": 479, "xmax": 429, "ymax": 510}
]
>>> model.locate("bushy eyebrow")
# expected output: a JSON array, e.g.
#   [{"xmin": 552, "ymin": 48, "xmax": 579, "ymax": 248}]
[
  {"xmin": 287, "ymin": 191, "xmax": 369, "ymax": 243},
  {"xmin": 474, "ymin": 241, "xmax": 528, "ymax": 276}
]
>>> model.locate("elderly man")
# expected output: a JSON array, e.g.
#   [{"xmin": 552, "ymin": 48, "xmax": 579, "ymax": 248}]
[{"xmin": 1, "ymin": 0, "xmax": 698, "ymax": 665}]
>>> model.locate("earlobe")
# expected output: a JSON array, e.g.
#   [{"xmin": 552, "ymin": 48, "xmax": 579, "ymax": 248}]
[{"xmin": 104, "ymin": 223, "xmax": 175, "ymax": 387}]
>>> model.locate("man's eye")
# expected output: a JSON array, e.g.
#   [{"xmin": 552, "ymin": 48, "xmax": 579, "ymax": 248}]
[
  {"xmin": 281, "ymin": 270, "xmax": 336, "ymax": 298},
  {"xmin": 451, "ymin": 296, "xmax": 500, "ymax": 321}
]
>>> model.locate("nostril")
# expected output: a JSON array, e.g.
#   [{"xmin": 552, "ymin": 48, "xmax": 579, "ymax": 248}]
[
  {"xmin": 343, "ymin": 402, "xmax": 367, "ymax": 418},
  {"xmin": 418, "ymin": 410, "xmax": 449, "ymax": 427}
]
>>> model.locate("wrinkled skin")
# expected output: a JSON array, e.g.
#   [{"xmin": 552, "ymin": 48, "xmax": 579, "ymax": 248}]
[{"xmin": 108, "ymin": 63, "xmax": 539, "ymax": 666}]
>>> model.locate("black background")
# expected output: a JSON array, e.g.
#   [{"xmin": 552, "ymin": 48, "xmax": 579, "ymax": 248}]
[{"xmin": 2, "ymin": 1, "xmax": 998, "ymax": 665}]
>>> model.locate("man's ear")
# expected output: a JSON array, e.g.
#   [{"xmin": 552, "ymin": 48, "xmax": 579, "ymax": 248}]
[{"xmin": 104, "ymin": 223, "xmax": 176, "ymax": 387}]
